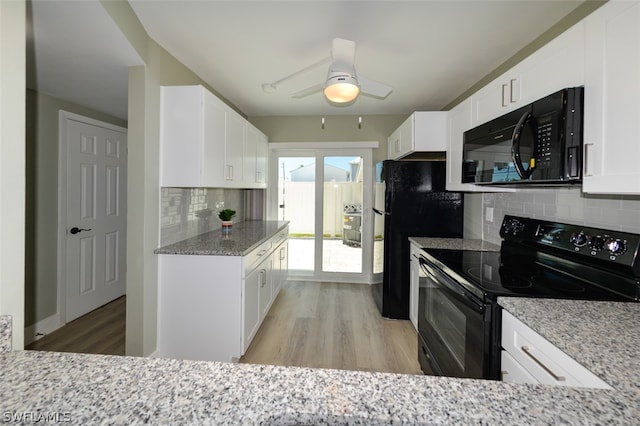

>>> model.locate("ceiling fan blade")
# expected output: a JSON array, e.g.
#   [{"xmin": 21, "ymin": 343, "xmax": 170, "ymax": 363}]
[
  {"xmin": 331, "ymin": 38, "xmax": 356, "ymax": 70},
  {"xmin": 359, "ymin": 76, "xmax": 393, "ymax": 99},
  {"xmin": 291, "ymin": 83, "xmax": 324, "ymax": 99}
]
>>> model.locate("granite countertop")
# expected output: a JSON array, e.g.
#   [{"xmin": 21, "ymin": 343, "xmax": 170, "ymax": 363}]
[
  {"xmin": 0, "ymin": 346, "xmax": 635, "ymax": 425},
  {"xmin": 154, "ymin": 220, "xmax": 289, "ymax": 256},
  {"xmin": 409, "ymin": 237, "xmax": 501, "ymax": 252},
  {"xmin": 1, "ymin": 300, "xmax": 639, "ymax": 424}
]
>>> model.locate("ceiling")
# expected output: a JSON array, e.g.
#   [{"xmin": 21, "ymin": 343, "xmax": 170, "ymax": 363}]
[{"xmin": 28, "ymin": 1, "xmax": 586, "ymax": 120}]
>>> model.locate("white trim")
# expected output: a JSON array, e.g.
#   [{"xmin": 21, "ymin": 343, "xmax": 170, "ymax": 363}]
[
  {"xmin": 57, "ymin": 111, "xmax": 128, "ymax": 325},
  {"xmin": 23, "ymin": 313, "xmax": 64, "ymax": 346},
  {"xmin": 269, "ymin": 141, "xmax": 378, "ymax": 150}
]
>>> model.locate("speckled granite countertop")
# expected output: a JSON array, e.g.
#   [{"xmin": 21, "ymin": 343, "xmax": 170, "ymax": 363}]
[
  {"xmin": 0, "ymin": 348, "xmax": 636, "ymax": 425},
  {"xmin": 409, "ymin": 237, "xmax": 501, "ymax": 251},
  {"xmin": 1, "ymin": 300, "xmax": 639, "ymax": 423},
  {"xmin": 154, "ymin": 220, "xmax": 289, "ymax": 256}
]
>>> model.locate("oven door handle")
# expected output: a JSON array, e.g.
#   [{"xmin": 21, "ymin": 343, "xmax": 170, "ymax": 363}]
[{"xmin": 419, "ymin": 256, "xmax": 485, "ymax": 313}]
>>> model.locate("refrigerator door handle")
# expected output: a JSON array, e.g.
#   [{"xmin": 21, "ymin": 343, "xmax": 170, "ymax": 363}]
[{"xmin": 373, "ymin": 208, "xmax": 389, "ymax": 216}]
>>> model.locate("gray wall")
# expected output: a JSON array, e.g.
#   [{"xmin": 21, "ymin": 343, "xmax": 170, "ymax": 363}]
[
  {"xmin": 24, "ymin": 89, "xmax": 127, "ymax": 328},
  {"xmin": 249, "ymin": 115, "xmax": 407, "ymax": 164}
]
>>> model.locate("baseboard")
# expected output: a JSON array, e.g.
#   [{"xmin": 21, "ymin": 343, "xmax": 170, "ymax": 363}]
[{"xmin": 24, "ymin": 313, "xmax": 64, "ymax": 346}]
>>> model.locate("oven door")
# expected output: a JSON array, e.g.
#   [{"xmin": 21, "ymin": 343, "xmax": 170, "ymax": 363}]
[{"xmin": 418, "ymin": 255, "xmax": 491, "ymax": 379}]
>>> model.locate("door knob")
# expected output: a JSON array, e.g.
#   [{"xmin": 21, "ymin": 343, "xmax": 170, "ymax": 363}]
[{"xmin": 69, "ymin": 227, "xmax": 92, "ymax": 235}]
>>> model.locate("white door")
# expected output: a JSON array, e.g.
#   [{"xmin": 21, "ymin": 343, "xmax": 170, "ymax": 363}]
[{"xmin": 64, "ymin": 115, "xmax": 127, "ymax": 322}]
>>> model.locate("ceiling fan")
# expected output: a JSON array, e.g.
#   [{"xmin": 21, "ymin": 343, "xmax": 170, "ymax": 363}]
[{"xmin": 262, "ymin": 38, "xmax": 393, "ymax": 104}]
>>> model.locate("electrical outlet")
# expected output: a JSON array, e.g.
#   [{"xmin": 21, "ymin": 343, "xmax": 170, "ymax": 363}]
[{"xmin": 486, "ymin": 207, "xmax": 494, "ymax": 223}]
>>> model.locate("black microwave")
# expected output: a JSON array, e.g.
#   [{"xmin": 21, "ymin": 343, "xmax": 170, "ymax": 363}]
[{"xmin": 462, "ymin": 87, "xmax": 583, "ymax": 185}]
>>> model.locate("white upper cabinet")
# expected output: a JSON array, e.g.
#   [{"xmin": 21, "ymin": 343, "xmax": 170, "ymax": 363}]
[
  {"xmin": 161, "ymin": 85, "xmax": 225, "ymax": 187},
  {"xmin": 446, "ymin": 98, "xmax": 477, "ymax": 191},
  {"xmin": 224, "ymin": 109, "xmax": 246, "ymax": 188},
  {"xmin": 244, "ymin": 122, "xmax": 268, "ymax": 189},
  {"xmin": 388, "ymin": 112, "xmax": 448, "ymax": 160},
  {"xmin": 160, "ymin": 85, "xmax": 268, "ymax": 189},
  {"xmin": 583, "ymin": 1, "xmax": 640, "ymax": 194},
  {"xmin": 472, "ymin": 21, "xmax": 585, "ymax": 127}
]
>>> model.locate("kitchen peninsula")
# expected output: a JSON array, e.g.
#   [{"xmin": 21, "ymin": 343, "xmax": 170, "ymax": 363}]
[
  {"xmin": 154, "ymin": 220, "xmax": 289, "ymax": 363},
  {"xmin": 1, "ymin": 297, "xmax": 639, "ymax": 424}
]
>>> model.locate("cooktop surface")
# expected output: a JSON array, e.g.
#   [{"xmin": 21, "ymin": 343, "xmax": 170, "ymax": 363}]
[{"xmin": 424, "ymin": 248, "xmax": 634, "ymax": 302}]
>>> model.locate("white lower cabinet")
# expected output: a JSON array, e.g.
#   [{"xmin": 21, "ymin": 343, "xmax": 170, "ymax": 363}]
[
  {"xmin": 501, "ymin": 310, "xmax": 611, "ymax": 389},
  {"xmin": 157, "ymin": 230, "xmax": 288, "ymax": 362},
  {"xmin": 409, "ymin": 242, "xmax": 421, "ymax": 332}
]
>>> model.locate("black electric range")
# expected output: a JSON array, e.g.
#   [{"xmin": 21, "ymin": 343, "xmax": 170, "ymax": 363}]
[{"xmin": 417, "ymin": 215, "xmax": 640, "ymax": 380}]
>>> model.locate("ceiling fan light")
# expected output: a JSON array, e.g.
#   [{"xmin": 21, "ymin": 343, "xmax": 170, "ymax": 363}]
[{"xmin": 324, "ymin": 75, "xmax": 360, "ymax": 103}]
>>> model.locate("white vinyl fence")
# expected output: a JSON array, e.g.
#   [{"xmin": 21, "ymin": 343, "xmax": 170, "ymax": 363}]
[{"xmin": 278, "ymin": 181, "xmax": 363, "ymax": 237}]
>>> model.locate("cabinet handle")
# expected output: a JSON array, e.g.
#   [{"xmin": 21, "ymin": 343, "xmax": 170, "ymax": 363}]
[
  {"xmin": 521, "ymin": 346, "xmax": 566, "ymax": 382},
  {"xmin": 279, "ymin": 247, "xmax": 285, "ymax": 260},
  {"xmin": 510, "ymin": 78, "xmax": 518, "ymax": 103},
  {"xmin": 501, "ymin": 83, "xmax": 509, "ymax": 107},
  {"xmin": 500, "ymin": 370, "xmax": 508, "ymax": 380},
  {"xmin": 257, "ymin": 249, "xmax": 267, "ymax": 257},
  {"xmin": 226, "ymin": 165, "xmax": 234, "ymax": 180}
]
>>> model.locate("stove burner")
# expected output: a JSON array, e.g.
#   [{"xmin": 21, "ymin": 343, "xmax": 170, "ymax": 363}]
[
  {"xmin": 533, "ymin": 270, "xmax": 586, "ymax": 294},
  {"xmin": 499, "ymin": 268, "xmax": 534, "ymax": 289}
]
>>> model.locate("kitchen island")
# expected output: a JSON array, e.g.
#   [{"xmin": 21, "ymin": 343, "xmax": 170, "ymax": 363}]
[
  {"xmin": 154, "ymin": 220, "xmax": 289, "ymax": 363},
  {"xmin": 1, "ymin": 297, "xmax": 639, "ymax": 424}
]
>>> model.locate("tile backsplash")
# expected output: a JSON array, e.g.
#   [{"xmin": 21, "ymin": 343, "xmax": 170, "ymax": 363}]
[
  {"xmin": 482, "ymin": 187, "xmax": 640, "ymax": 245},
  {"xmin": 160, "ymin": 188, "xmax": 246, "ymax": 246}
]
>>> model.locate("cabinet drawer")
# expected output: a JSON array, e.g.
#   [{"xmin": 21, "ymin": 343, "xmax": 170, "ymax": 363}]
[
  {"xmin": 501, "ymin": 350, "xmax": 538, "ymax": 384},
  {"xmin": 244, "ymin": 239, "xmax": 273, "ymax": 276},
  {"xmin": 501, "ymin": 311, "xmax": 611, "ymax": 389}
]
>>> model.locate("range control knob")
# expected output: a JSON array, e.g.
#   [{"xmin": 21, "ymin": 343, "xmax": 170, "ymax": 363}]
[
  {"xmin": 571, "ymin": 232, "xmax": 590, "ymax": 247},
  {"xmin": 503, "ymin": 219, "xmax": 525, "ymax": 236},
  {"xmin": 606, "ymin": 238, "xmax": 627, "ymax": 256},
  {"xmin": 590, "ymin": 236, "xmax": 606, "ymax": 251}
]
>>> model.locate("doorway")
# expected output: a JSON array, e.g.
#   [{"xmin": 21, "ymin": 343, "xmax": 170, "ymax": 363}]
[
  {"xmin": 58, "ymin": 111, "xmax": 128, "ymax": 323},
  {"xmin": 269, "ymin": 147, "xmax": 373, "ymax": 283}
]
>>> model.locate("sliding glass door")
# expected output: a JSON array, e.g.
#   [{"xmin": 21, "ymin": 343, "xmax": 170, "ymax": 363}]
[{"xmin": 269, "ymin": 148, "xmax": 373, "ymax": 283}]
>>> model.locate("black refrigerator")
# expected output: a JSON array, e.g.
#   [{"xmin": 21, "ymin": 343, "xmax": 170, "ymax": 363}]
[{"xmin": 372, "ymin": 160, "xmax": 463, "ymax": 319}]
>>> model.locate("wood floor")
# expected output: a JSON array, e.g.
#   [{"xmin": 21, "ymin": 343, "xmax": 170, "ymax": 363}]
[
  {"xmin": 24, "ymin": 283, "xmax": 423, "ymax": 376},
  {"xmin": 241, "ymin": 281, "xmax": 423, "ymax": 375},
  {"xmin": 25, "ymin": 296, "xmax": 126, "ymax": 355}
]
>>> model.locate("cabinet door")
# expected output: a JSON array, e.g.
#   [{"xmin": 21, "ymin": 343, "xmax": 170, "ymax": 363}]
[
  {"xmin": 160, "ymin": 86, "xmax": 206, "ymax": 187},
  {"xmin": 583, "ymin": 1, "xmax": 640, "ymax": 194},
  {"xmin": 387, "ymin": 124, "xmax": 403, "ymax": 159},
  {"xmin": 517, "ymin": 22, "xmax": 585, "ymax": 107},
  {"xmin": 245, "ymin": 123, "xmax": 268, "ymax": 188},
  {"xmin": 413, "ymin": 112, "xmax": 448, "ymax": 152},
  {"xmin": 255, "ymin": 133, "xmax": 268, "ymax": 186},
  {"xmin": 258, "ymin": 256, "xmax": 273, "ymax": 320},
  {"xmin": 472, "ymin": 22, "xmax": 584, "ymax": 127},
  {"xmin": 243, "ymin": 266, "xmax": 261, "ymax": 353},
  {"xmin": 202, "ymin": 90, "xmax": 227, "ymax": 187},
  {"xmin": 225, "ymin": 110, "xmax": 245, "ymax": 187},
  {"xmin": 272, "ymin": 240, "xmax": 288, "ymax": 298},
  {"xmin": 447, "ymin": 99, "xmax": 478, "ymax": 191},
  {"xmin": 472, "ymin": 73, "xmax": 516, "ymax": 127},
  {"xmin": 409, "ymin": 243, "xmax": 421, "ymax": 332}
]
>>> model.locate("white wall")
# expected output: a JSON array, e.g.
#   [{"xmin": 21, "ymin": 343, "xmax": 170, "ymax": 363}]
[
  {"xmin": 0, "ymin": 0, "xmax": 26, "ymax": 350},
  {"xmin": 480, "ymin": 187, "xmax": 640, "ymax": 245}
]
